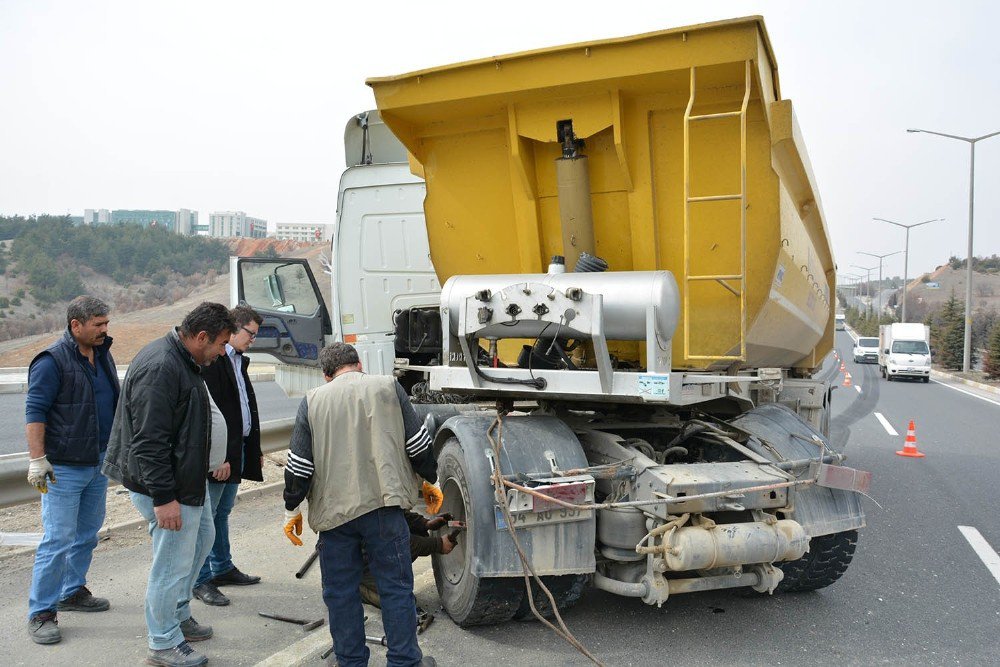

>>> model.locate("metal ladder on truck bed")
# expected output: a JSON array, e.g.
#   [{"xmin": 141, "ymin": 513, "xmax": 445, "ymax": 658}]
[{"xmin": 682, "ymin": 59, "xmax": 751, "ymax": 364}]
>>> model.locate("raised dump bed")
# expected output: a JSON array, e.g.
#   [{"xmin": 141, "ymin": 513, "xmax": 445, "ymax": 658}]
[{"xmin": 368, "ymin": 16, "xmax": 834, "ymax": 372}]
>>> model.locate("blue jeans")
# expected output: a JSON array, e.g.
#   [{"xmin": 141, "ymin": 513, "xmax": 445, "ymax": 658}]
[
  {"xmin": 319, "ymin": 507, "xmax": 422, "ymax": 667},
  {"xmin": 131, "ymin": 487, "xmax": 214, "ymax": 650},
  {"xmin": 28, "ymin": 455, "xmax": 108, "ymax": 619},
  {"xmin": 195, "ymin": 481, "xmax": 238, "ymax": 586}
]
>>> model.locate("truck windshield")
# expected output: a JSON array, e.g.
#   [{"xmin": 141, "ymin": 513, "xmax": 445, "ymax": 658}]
[
  {"xmin": 859, "ymin": 339, "xmax": 878, "ymax": 348},
  {"xmin": 892, "ymin": 341, "xmax": 929, "ymax": 355}
]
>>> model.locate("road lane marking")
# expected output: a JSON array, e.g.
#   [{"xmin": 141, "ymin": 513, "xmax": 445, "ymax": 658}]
[
  {"xmin": 874, "ymin": 412, "xmax": 898, "ymax": 436},
  {"xmin": 931, "ymin": 379, "xmax": 1000, "ymax": 408},
  {"xmin": 958, "ymin": 526, "xmax": 1000, "ymax": 586},
  {"xmin": 855, "ymin": 385, "xmax": 862, "ymax": 393}
]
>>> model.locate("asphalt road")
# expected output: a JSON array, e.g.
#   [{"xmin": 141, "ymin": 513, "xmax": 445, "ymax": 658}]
[
  {"xmin": 2, "ymin": 331, "xmax": 999, "ymax": 665},
  {"xmin": 0, "ymin": 381, "xmax": 301, "ymax": 456}
]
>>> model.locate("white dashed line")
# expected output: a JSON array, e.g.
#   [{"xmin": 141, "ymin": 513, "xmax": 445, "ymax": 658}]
[
  {"xmin": 958, "ymin": 526, "xmax": 1000, "ymax": 586},
  {"xmin": 855, "ymin": 385, "xmax": 862, "ymax": 393},
  {"xmin": 930, "ymin": 379, "xmax": 1000, "ymax": 408},
  {"xmin": 874, "ymin": 412, "xmax": 898, "ymax": 436}
]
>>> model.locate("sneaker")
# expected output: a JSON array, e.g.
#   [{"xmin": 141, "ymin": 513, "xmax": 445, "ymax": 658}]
[
  {"xmin": 420, "ymin": 657, "xmax": 438, "ymax": 667},
  {"xmin": 180, "ymin": 616, "xmax": 213, "ymax": 642},
  {"xmin": 57, "ymin": 585, "xmax": 110, "ymax": 612},
  {"xmin": 193, "ymin": 582, "xmax": 230, "ymax": 606},
  {"xmin": 146, "ymin": 641, "xmax": 208, "ymax": 667},
  {"xmin": 27, "ymin": 611, "xmax": 61, "ymax": 645},
  {"xmin": 211, "ymin": 566, "xmax": 260, "ymax": 586}
]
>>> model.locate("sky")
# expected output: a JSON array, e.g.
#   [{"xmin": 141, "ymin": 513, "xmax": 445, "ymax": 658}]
[{"xmin": 1, "ymin": 0, "xmax": 998, "ymax": 281}]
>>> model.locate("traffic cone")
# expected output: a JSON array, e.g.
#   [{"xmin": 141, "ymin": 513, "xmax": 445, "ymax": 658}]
[
  {"xmin": 842, "ymin": 372, "xmax": 852, "ymax": 387},
  {"xmin": 840, "ymin": 361, "xmax": 846, "ymax": 372},
  {"xmin": 896, "ymin": 420, "xmax": 925, "ymax": 458}
]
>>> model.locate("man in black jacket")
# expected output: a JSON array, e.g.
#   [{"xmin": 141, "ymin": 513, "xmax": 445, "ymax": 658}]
[
  {"xmin": 192, "ymin": 305, "xmax": 264, "ymax": 607},
  {"xmin": 103, "ymin": 303, "xmax": 235, "ymax": 667}
]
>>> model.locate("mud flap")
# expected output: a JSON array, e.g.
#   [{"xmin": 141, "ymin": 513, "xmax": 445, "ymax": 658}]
[
  {"xmin": 730, "ymin": 403, "xmax": 866, "ymax": 537},
  {"xmin": 434, "ymin": 413, "xmax": 596, "ymax": 577}
]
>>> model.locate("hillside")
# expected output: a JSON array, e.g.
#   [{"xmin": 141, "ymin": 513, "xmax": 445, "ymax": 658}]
[
  {"xmin": 902, "ymin": 265, "xmax": 1000, "ymax": 322},
  {"xmin": 0, "ymin": 240, "xmax": 327, "ymax": 366}
]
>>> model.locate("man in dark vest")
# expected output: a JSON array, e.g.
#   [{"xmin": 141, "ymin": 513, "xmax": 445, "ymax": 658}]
[
  {"xmin": 192, "ymin": 304, "xmax": 264, "ymax": 606},
  {"xmin": 25, "ymin": 296, "xmax": 119, "ymax": 645}
]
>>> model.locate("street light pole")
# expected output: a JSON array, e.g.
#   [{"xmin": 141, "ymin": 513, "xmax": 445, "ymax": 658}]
[
  {"xmin": 851, "ymin": 264, "xmax": 877, "ymax": 318},
  {"xmin": 858, "ymin": 251, "xmax": 901, "ymax": 319},
  {"xmin": 908, "ymin": 127, "xmax": 1000, "ymax": 372},
  {"xmin": 873, "ymin": 217, "xmax": 942, "ymax": 322}
]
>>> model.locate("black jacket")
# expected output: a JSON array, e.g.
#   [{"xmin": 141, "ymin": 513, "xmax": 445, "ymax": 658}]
[
  {"xmin": 201, "ymin": 349, "xmax": 263, "ymax": 483},
  {"xmin": 102, "ymin": 329, "xmax": 211, "ymax": 507}
]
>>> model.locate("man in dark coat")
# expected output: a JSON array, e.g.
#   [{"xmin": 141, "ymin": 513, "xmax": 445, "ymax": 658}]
[{"xmin": 192, "ymin": 305, "xmax": 264, "ymax": 606}]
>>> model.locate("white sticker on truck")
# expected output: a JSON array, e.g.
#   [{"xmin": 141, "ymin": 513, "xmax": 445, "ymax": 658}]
[{"xmin": 637, "ymin": 374, "xmax": 670, "ymax": 399}]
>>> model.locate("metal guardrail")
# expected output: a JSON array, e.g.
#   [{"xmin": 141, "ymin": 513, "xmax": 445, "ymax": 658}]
[{"xmin": 0, "ymin": 418, "xmax": 294, "ymax": 509}]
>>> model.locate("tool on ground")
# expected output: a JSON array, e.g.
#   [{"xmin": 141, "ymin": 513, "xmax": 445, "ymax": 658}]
[
  {"xmin": 365, "ymin": 635, "xmax": 389, "ymax": 647},
  {"xmin": 296, "ymin": 543, "xmax": 320, "ymax": 579},
  {"xmin": 896, "ymin": 420, "xmax": 925, "ymax": 458},
  {"xmin": 257, "ymin": 611, "xmax": 325, "ymax": 631},
  {"xmin": 416, "ymin": 608, "xmax": 435, "ymax": 634}
]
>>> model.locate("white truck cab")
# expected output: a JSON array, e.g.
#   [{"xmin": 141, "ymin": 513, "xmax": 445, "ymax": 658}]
[
  {"xmin": 878, "ymin": 322, "xmax": 931, "ymax": 382},
  {"xmin": 230, "ymin": 111, "xmax": 440, "ymax": 395}
]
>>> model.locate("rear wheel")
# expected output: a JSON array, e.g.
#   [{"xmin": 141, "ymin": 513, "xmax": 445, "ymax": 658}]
[
  {"xmin": 432, "ymin": 438, "xmax": 524, "ymax": 626},
  {"xmin": 776, "ymin": 530, "xmax": 858, "ymax": 592}
]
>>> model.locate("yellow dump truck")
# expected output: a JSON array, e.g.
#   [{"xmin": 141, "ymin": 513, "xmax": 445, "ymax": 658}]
[{"xmin": 235, "ymin": 17, "xmax": 868, "ymax": 628}]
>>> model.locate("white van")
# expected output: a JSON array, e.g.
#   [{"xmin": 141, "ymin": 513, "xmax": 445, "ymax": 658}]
[{"xmin": 878, "ymin": 323, "xmax": 931, "ymax": 383}]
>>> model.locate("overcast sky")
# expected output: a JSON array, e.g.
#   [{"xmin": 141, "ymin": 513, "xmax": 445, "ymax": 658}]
[{"xmin": 1, "ymin": 0, "xmax": 998, "ymax": 280}]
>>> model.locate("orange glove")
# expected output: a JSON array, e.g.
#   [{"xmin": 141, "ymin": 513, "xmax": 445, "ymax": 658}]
[
  {"xmin": 422, "ymin": 481, "xmax": 443, "ymax": 515},
  {"xmin": 283, "ymin": 508, "xmax": 303, "ymax": 546}
]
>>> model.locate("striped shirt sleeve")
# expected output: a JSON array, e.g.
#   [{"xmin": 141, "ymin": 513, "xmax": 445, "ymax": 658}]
[
  {"xmin": 395, "ymin": 382, "xmax": 437, "ymax": 484},
  {"xmin": 283, "ymin": 397, "xmax": 314, "ymax": 511}
]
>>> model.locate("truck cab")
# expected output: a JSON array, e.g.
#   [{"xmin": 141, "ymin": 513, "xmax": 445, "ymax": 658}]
[{"xmin": 230, "ymin": 111, "xmax": 440, "ymax": 395}]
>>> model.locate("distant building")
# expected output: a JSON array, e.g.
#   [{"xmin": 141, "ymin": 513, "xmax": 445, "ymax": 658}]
[
  {"xmin": 84, "ymin": 209, "xmax": 111, "ymax": 225},
  {"xmin": 83, "ymin": 208, "xmax": 197, "ymax": 234},
  {"xmin": 69, "ymin": 216, "xmax": 85, "ymax": 226},
  {"xmin": 207, "ymin": 211, "xmax": 267, "ymax": 238},
  {"xmin": 273, "ymin": 222, "xmax": 333, "ymax": 243}
]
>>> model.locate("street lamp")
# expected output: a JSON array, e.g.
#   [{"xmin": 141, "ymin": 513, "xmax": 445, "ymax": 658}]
[
  {"xmin": 908, "ymin": 127, "xmax": 1000, "ymax": 372},
  {"xmin": 873, "ymin": 217, "xmax": 942, "ymax": 322},
  {"xmin": 850, "ymin": 264, "xmax": 877, "ymax": 317},
  {"xmin": 857, "ymin": 250, "xmax": 901, "ymax": 319}
]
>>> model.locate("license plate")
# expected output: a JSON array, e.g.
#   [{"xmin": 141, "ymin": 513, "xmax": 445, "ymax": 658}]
[{"xmin": 495, "ymin": 505, "xmax": 591, "ymax": 530}]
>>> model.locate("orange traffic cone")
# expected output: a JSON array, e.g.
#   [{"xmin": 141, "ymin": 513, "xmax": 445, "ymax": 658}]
[
  {"xmin": 840, "ymin": 361, "xmax": 846, "ymax": 372},
  {"xmin": 896, "ymin": 420, "xmax": 925, "ymax": 458},
  {"xmin": 842, "ymin": 372, "xmax": 852, "ymax": 387}
]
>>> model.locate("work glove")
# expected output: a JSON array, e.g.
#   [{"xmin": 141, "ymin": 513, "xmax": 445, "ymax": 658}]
[
  {"xmin": 422, "ymin": 481, "xmax": 444, "ymax": 515},
  {"xmin": 27, "ymin": 456, "xmax": 56, "ymax": 494},
  {"xmin": 283, "ymin": 508, "xmax": 303, "ymax": 546}
]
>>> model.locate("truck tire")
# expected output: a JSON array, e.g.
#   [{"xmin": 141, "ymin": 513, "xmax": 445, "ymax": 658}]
[
  {"xmin": 775, "ymin": 530, "xmax": 858, "ymax": 593},
  {"xmin": 432, "ymin": 438, "xmax": 524, "ymax": 626},
  {"xmin": 512, "ymin": 574, "xmax": 590, "ymax": 621}
]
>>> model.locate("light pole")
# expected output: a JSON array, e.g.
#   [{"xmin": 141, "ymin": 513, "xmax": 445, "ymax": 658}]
[
  {"xmin": 851, "ymin": 264, "xmax": 877, "ymax": 318},
  {"xmin": 873, "ymin": 217, "xmax": 942, "ymax": 322},
  {"xmin": 840, "ymin": 273, "xmax": 862, "ymax": 311},
  {"xmin": 857, "ymin": 251, "xmax": 900, "ymax": 319},
  {"xmin": 908, "ymin": 127, "xmax": 1000, "ymax": 372}
]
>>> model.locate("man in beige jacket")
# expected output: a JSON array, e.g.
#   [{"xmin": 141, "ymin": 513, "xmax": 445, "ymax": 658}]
[{"xmin": 281, "ymin": 343, "xmax": 440, "ymax": 667}]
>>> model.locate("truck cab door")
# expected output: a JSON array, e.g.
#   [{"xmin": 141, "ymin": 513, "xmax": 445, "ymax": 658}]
[{"xmin": 232, "ymin": 257, "xmax": 331, "ymax": 367}]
